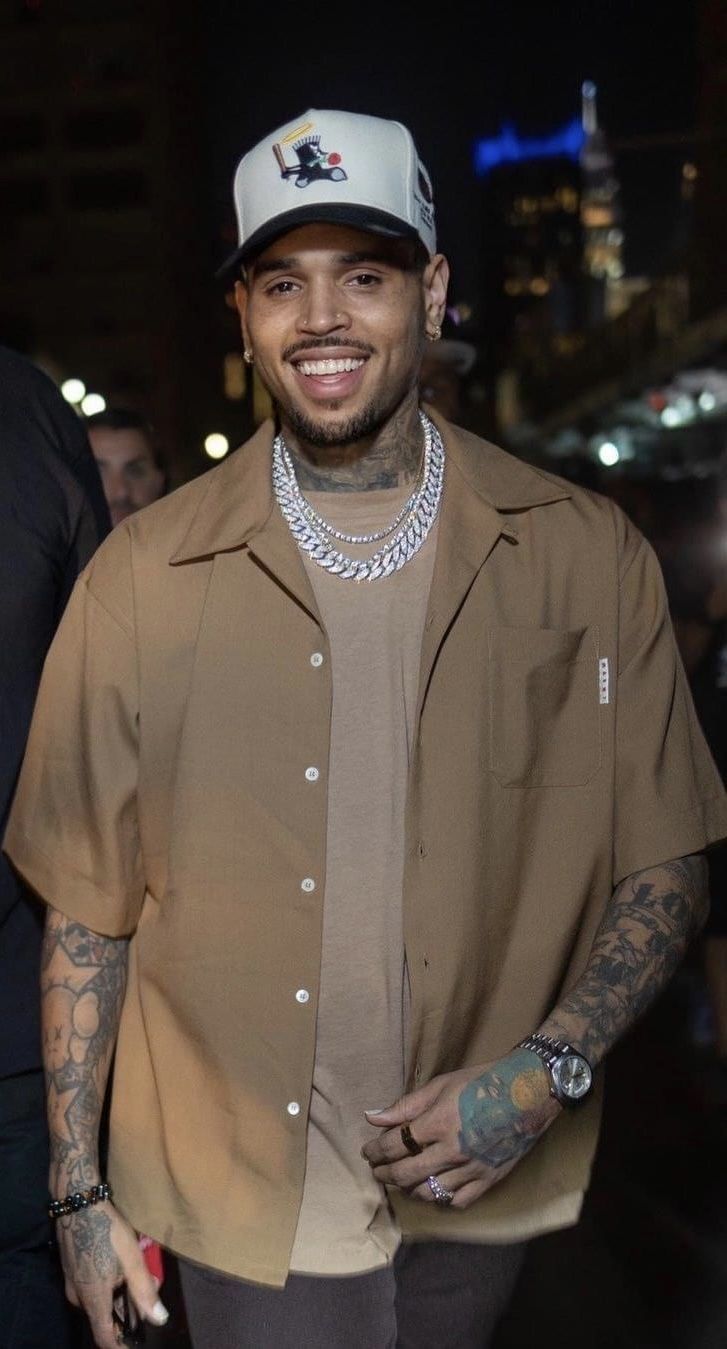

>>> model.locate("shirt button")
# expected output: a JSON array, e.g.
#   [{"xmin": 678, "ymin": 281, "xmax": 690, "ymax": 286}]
[
  {"xmin": 310, "ymin": 652, "xmax": 324, "ymax": 667},
  {"xmin": 295, "ymin": 989, "xmax": 310, "ymax": 1004},
  {"xmin": 305, "ymin": 766, "xmax": 320, "ymax": 782},
  {"xmin": 301, "ymin": 878, "xmax": 316, "ymax": 892},
  {"xmin": 287, "ymin": 1101, "xmax": 301, "ymax": 1117}
]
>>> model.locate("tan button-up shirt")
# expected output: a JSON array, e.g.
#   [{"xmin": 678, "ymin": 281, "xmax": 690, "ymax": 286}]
[{"xmin": 5, "ymin": 414, "xmax": 726, "ymax": 1286}]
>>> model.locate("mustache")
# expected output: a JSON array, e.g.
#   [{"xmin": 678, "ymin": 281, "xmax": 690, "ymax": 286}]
[{"xmin": 283, "ymin": 337, "xmax": 374, "ymax": 361}]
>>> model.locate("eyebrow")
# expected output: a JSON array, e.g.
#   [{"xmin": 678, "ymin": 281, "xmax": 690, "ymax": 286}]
[
  {"xmin": 251, "ymin": 250, "xmax": 395, "ymax": 277},
  {"xmin": 93, "ymin": 454, "xmax": 152, "ymax": 467}
]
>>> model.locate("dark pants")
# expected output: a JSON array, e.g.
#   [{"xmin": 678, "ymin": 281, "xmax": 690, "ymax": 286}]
[
  {"xmin": 180, "ymin": 1238, "xmax": 526, "ymax": 1349},
  {"xmin": 0, "ymin": 1069, "xmax": 77, "ymax": 1349}
]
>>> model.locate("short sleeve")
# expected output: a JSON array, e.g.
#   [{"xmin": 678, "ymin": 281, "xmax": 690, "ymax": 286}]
[
  {"xmin": 3, "ymin": 542, "xmax": 144, "ymax": 936},
  {"xmin": 613, "ymin": 531, "xmax": 727, "ymax": 884}
]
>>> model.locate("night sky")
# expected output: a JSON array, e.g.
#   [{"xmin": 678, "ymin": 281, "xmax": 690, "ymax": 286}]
[{"xmin": 203, "ymin": 0, "xmax": 700, "ymax": 295}]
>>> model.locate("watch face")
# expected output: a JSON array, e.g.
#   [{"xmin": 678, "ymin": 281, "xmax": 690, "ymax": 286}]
[{"xmin": 553, "ymin": 1054, "xmax": 592, "ymax": 1101}]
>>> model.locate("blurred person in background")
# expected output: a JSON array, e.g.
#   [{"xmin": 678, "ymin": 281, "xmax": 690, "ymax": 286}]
[
  {"xmin": 0, "ymin": 345, "xmax": 110, "ymax": 1348},
  {"xmin": 418, "ymin": 335, "xmax": 476, "ymax": 425},
  {"xmin": 86, "ymin": 408, "xmax": 166, "ymax": 528}
]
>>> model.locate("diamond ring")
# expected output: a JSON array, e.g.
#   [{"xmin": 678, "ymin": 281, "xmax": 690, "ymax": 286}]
[{"xmin": 426, "ymin": 1174, "xmax": 454, "ymax": 1206}]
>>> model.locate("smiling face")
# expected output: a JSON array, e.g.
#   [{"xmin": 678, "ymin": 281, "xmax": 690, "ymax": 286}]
[{"xmin": 235, "ymin": 223, "xmax": 448, "ymax": 454}]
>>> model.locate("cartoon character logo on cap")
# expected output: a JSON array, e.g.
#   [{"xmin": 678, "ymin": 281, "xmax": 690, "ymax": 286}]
[{"xmin": 272, "ymin": 121, "xmax": 347, "ymax": 189}]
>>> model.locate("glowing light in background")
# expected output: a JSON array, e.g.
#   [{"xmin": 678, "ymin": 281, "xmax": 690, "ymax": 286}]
[
  {"xmin": 204, "ymin": 433, "xmax": 229, "ymax": 460},
  {"xmin": 81, "ymin": 393, "xmax": 106, "ymax": 416},
  {"xmin": 598, "ymin": 441, "xmax": 620, "ymax": 467},
  {"xmin": 61, "ymin": 378, "xmax": 86, "ymax": 405},
  {"xmin": 473, "ymin": 118, "xmax": 586, "ymax": 177}
]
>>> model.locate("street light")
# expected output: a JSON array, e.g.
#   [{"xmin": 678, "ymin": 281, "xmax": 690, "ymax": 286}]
[
  {"xmin": 61, "ymin": 378, "xmax": 86, "ymax": 405},
  {"xmin": 81, "ymin": 393, "xmax": 106, "ymax": 416},
  {"xmin": 598, "ymin": 442, "xmax": 620, "ymax": 467},
  {"xmin": 204, "ymin": 433, "xmax": 229, "ymax": 460}
]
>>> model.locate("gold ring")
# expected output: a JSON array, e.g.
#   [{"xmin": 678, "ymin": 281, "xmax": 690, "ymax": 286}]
[{"xmin": 401, "ymin": 1123, "xmax": 423, "ymax": 1156}]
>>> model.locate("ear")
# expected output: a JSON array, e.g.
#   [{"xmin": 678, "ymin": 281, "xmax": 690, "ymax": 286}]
[
  {"xmin": 234, "ymin": 279, "xmax": 251, "ymax": 351},
  {"xmin": 422, "ymin": 253, "xmax": 450, "ymax": 336}
]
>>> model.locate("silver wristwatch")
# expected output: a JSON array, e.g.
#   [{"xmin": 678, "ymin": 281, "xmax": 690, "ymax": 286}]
[{"xmin": 517, "ymin": 1033, "xmax": 593, "ymax": 1106}]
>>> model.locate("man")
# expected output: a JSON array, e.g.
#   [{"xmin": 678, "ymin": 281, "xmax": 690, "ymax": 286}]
[
  {"xmin": 4, "ymin": 110, "xmax": 727, "ymax": 1349},
  {"xmin": 86, "ymin": 408, "xmax": 166, "ymax": 528},
  {"xmin": 0, "ymin": 346, "xmax": 109, "ymax": 1348}
]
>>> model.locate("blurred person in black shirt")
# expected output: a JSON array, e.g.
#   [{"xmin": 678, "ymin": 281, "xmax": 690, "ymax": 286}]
[{"xmin": 0, "ymin": 347, "xmax": 110, "ymax": 1348}]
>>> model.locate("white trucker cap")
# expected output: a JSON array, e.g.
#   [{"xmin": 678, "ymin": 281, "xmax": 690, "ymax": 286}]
[{"xmin": 217, "ymin": 109, "xmax": 437, "ymax": 276}]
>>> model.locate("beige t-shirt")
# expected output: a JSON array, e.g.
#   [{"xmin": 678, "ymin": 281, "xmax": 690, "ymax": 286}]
[{"xmin": 290, "ymin": 485, "xmax": 437, "ymax": 1275}]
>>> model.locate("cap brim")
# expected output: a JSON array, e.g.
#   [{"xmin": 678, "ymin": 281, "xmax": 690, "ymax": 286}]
[{"xmin": 215, "ymin": 204, "xmax": 421, "ymax": 280}]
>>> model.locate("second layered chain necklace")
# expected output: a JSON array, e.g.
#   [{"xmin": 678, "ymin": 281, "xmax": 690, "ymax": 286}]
[{"xmin": 272, "ymin": 410, "xmax": 445, "ymax": 582}]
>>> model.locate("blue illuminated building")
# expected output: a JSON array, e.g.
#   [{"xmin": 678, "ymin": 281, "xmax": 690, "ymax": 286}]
[{"xmin": 473, "ymin": 119, "xmax": 586, "ymax": 177}]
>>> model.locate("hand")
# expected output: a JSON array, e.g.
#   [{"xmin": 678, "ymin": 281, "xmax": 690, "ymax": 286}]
[
  {"xmin": 362, "ymin": 1049, "xmax": 559, "ymax": 1210},
  {"xmin": 56, "ymin": 1201, "xmax": 168, "ymax": 1348}
]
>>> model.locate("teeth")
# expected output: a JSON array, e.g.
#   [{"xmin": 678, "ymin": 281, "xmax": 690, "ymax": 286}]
[{"xmin": 297, "ymin": 358, "xmax": 365, "ymax": 376}]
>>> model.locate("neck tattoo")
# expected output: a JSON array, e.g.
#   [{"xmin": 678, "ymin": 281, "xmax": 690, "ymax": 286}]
[{"xmin": 272, "ymin": 410, "xmax": 445, "ymax": 582}]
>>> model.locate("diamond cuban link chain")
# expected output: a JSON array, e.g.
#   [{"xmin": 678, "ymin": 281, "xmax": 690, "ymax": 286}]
[{"xmin": 272, "ymin": 410, "xmax": 445, "ymax": 582}]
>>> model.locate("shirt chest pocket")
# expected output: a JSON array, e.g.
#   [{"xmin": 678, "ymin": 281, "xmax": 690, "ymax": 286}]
[{"xmin": 488, "ymin": 626, "xmax": 601, "ymax": 787}]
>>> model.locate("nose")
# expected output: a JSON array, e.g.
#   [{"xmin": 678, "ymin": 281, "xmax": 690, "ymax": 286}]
[
  {"xmin": 296, "ymin": 279, "xmax": 350, "ymax": 336},
  {"xmin": 105, "ymin": 470, "xmax": 130, "ymax": 507}
]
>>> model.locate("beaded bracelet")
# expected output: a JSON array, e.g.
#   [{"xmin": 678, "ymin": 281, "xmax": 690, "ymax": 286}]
[{"xmin": 48, "ymin": 1182, "xmax": 113, "ymax": 1220}]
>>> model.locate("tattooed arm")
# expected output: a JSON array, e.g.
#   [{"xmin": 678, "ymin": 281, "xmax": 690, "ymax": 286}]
[
  {"xmin": 539, "ymin": 854, "xmax": 709, "ymax": 1066},
  {"xmin": 42, "ymin": 907, "xmax": 167, "ymax": 1348},
  {"xmin": 363, "ymin": 854, "xmax": 708, "ymax": 1208}
]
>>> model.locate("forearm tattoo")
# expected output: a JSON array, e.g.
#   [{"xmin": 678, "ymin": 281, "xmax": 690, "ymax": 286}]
[
  {"xmin": 41, "ymin": 910, "xmax": 129, "ymax": 1276},
  {"xmin": 546, "ymin": 854, "xmax": 709, "ymax": 1066},
  {"xmin": 457, "ymin": 856, "xmax": 707, "ymax": 1170},
  {"xmin": 458, "ymin": 1049, "xmax": 554, "ymax": 1168}
]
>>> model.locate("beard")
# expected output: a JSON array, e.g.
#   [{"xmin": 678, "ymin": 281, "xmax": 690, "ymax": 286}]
[{"xmin": 276, "ymin": 394, "xmax": 392, "ymax": 451}]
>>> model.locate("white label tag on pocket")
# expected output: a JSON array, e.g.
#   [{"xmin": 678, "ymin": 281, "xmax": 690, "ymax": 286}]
[{"xmin": 598, "ymin": 657, "xmax": 610, "ymax": 705}]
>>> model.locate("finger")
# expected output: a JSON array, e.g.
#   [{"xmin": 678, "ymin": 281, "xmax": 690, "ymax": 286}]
[
  {"xmin": 64, "ymin": 1279, "xmax": 81, "ymax": 1308},
  {"xmin": 363, "ymin": 1101, "xmax": 450, "ymax": 1165},
  {"xmin": 77, "ymin": 1293, "xmax": 118, "ymax": 1349},
  {"xmin": 362, "ymin": 1119, "xmax": 434, "ymax": 1166},
  {"xmin": 364, "ymin": 1078, "xmax": 443, "ymax": 1129},
  {"xmin": 447, "ymin": 1178, "xmax": 493, "ymax": 1209},
  {"xmin": 409, "ymin": 1160, "xmax": 483, "ymax": 1203},
  {"xmin": 371, "ymin": 1140, "xmax": 467, "ymax": 1189}
]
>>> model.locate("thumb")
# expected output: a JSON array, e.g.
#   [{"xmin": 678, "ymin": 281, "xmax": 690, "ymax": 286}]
[
  {"xmin": 365, "ymin": 1078, "xmax": 440, "ymax": 1126},
  {"xmin": 125, "ymin": 1245, "xmax": 169, "ymax": 1326}
]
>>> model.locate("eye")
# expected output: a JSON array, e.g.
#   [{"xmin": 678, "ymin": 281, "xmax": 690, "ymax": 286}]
[
  {"xmin": 265, "ymin": 278, "xmax": 300, "ymax": 296},
  {"xmin": 347, "ymin": 271, "xmax": 381, "ymax": 287}
]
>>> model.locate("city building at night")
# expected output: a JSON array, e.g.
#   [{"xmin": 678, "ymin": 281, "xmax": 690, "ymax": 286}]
[
  {"xmin": 579, "ymin": 80, "xmax": 624, "ymax": 323},
  {"xmin": 472, "ymin": 80, "xmax": 629, "ymax": 403},
  {"xmin": 483, "ymin": 27, "xmax": 727, "ymax": 491},
  {"xmin": 0, "ymin": 0, "xmax": 214, "ymax": 482}
]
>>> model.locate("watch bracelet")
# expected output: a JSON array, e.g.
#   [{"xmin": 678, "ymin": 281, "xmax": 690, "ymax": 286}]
[{"xmin": 516, "ymin": 1032, "xmax": 577, "ymax": 1069}]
